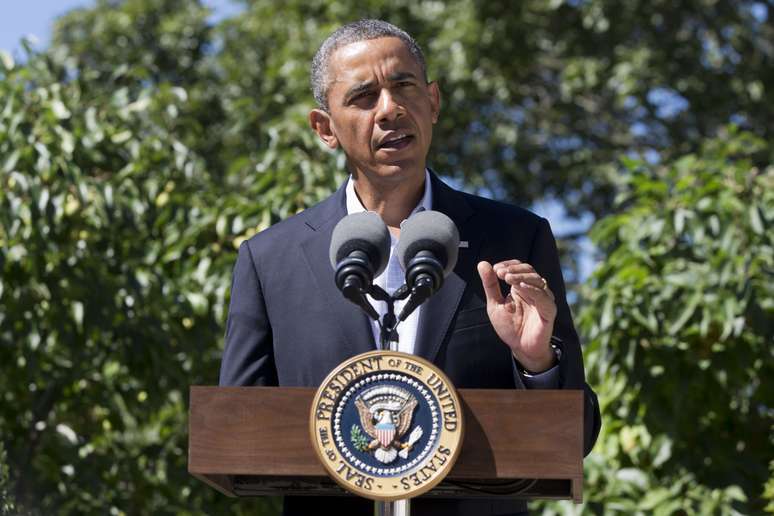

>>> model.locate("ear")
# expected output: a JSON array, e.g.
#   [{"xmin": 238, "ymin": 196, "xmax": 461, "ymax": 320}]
[
  {"xmin": 427, "ymin": 81, "xmax": 441, "ymax": 124},
  {"xmin": 309, "ymin": 109, "xmax": 339, "ymax": 149}
]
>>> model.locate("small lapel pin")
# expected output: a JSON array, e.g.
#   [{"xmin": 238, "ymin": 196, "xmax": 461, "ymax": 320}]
[{"xmin": 459, "ymin": 241, "xmax": 469, "ymax": 248}]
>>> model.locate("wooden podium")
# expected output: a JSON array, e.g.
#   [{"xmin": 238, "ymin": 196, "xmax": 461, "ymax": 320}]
[{"xmin": 188, "ymin": 386, "xmax": 584, "ymax": 503}]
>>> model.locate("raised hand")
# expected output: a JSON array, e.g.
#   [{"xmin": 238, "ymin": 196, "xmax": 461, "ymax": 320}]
[{"xmin": 476, "ymin": 259, "xmax": 557, "ymax": 373}]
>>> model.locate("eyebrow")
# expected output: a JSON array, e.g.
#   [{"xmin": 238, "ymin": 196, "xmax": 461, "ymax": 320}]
[
  {"xmin": 342, "ymin": 72, "xmax": 419, "ymax": 103},
  {"xmin": 387, "ymin": 71, "xmax": 417, "ymax": 82},
  {"xmin": 344, "ymin": 81, "xmax": 376, "ymax": 102}
]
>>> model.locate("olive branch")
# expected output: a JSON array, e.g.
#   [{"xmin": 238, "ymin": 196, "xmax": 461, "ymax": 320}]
[{"xmin": 350, "ymin": 424, "xmax": 369, "ymax": 452}]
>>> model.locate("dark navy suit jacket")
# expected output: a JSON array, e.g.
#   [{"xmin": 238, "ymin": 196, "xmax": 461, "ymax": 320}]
[{"xmin": 220, "ymin": 171, "xmax": 601, "ymax": 516}]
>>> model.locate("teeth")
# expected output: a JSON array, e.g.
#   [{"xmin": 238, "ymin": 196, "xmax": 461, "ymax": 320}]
[{"xmin": 382, "ymin": 134, "xmax": 408, "ymax": 147}]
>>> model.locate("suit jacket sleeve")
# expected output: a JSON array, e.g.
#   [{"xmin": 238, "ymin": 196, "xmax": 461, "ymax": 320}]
[
  {"xmin": 530, "ymin": 217, "xmax": 601, "ymax": 456},
  {"xmin": 219, "ymin": 241, "xmax": 278, "ymax": 386}
]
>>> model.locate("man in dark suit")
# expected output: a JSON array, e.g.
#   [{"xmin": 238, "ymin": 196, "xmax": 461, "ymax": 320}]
[{"xmin": 220, "ymin": 19, "xmax": 600, "ymax": 516}]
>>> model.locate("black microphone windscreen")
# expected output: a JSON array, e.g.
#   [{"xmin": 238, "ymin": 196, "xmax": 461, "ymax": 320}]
[
  {"xmin": 396, "ymin": 211, "xmax": 459, "ymax": 276},
  {"xmin": 329, "ymin": 212, "xmax": 391, "ymax": 277}
]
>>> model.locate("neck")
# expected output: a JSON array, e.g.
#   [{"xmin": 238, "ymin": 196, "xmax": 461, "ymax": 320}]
[{"xmin": 351, "ymin": 170, "xmax": 425, "ymax": 233}]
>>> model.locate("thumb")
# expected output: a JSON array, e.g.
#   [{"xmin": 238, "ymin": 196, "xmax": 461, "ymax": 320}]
[{"xmin": 477, "ymin": 261, "xmax": 504, "ymax": 305}]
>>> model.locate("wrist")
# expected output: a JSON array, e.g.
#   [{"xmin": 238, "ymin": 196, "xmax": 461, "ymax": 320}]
[{"xmin": 513, "ymin": 339, "xmax": 562, "ymax": 374}]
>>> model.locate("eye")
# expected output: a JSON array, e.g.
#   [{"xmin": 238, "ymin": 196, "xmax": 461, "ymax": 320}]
[{"xmin": 350, "ymin": 91, "xmax": 377, "ymax": 104}]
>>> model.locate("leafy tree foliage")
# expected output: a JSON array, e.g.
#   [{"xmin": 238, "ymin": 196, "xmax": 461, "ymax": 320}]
[
  {"xmin": 766, "ymin": 460, "xmax": 774, "ymax": 513},
  {"xmin": 558, "ymin": 127, "xmax": 772, "ymax": 514},
  {"xmin": 0, "ymin": 441, "xmax": 14, "ymax": 515},
  {"xmin": 1, "ymin": 0, "xmax": 772, "ymax": 514},
  {"xmin": 0, "ymin": 42, "xmax": 280, "ymax": 514},
  {"xmin": 50, "ymin": 0, "xmax": 774, "ymax": 221},
  {"xmin": 45, "ymin": 0, "xmax": 774, "ymax": 287}
]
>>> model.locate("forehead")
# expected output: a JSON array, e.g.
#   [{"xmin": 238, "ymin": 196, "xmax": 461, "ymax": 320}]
[{"xmin": 327, "ymin": 37, "xmax": 422, "ymax": 87}]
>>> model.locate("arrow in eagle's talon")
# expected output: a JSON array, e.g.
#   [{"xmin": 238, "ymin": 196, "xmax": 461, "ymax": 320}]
[{"xmin": 398, "ymin": 426, "xmax": 424, "ymax": 458}]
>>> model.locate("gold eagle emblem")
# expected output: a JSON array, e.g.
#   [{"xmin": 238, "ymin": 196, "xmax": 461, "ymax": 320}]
[{"xmin": 353, "ymin": 386, "xmax": 423, "ymax": 464}]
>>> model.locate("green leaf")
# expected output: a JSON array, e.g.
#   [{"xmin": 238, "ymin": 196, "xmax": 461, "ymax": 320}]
[
  {"xmin": 724, "ymin": 485, "xmax": 747, "ymax": 502},
  {"xmin": 667, "ymin": 292, "xmax": 700, "ymax": 335},
  {"xmin": 652, "ymin": 438, "xmax": 672, "ymax": 467},
  {"xmin": 749, "ymin": 205, "xmax": 764, "ymax": 235},
  {"xmin": 50, "ymin": 99, "xmax": 71, "ymax": 119},
  {"xmin": 616, "ymin": 468, "xmax": 648, "ymax": 489},
  {"xmin": 71, "ymin": 301, "xmax": 83, "ymax": 329},
  {"xmin": 0, "ymin": 50, "xmax": 14, "ymax": 70},
  {"xmin": 2, "ymin": 150, "xmax": 19, "ymax": 172}
]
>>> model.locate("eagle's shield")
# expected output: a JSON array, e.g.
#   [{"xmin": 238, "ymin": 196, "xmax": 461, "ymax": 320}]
[{"xmin": 375, "ymin": 421, "xmax": 396, "ymax": 448}]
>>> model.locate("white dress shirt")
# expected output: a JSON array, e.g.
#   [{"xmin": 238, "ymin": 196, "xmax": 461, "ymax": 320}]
[{"xmin": 345, "ymin": 170, "xmax": 432, "ymax": 353}]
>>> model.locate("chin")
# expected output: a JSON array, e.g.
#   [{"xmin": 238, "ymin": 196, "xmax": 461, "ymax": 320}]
[
  {"xmin": 348, "ymin": 155, "xmax": 425, "ymax": 185},
  {"xmin": 373, "ymin": 162, "xmax": 423, "ymax": 182}
]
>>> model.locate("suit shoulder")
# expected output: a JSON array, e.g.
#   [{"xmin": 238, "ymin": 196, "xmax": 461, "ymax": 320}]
[
  {"xmin": 242, "ymin": 198, "xmax": 338, "ymax": 255},
  {"xmin": 460, "ymin": 191, "xmax": 547, "ymax": 227}
]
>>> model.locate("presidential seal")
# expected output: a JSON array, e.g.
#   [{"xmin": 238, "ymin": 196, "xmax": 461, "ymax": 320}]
[{"xmin": 310, "ymin": 350, "xmax": 464, "ymax": 501}]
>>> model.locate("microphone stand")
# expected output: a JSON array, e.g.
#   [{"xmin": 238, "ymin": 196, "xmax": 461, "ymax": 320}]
[
  {"xmin": 361, "ymin": 284, "xmax": 414, "ymax": 516},
  {"xmin": 367, "ymin": 284, "xmax": 411, "ymax": 351}
]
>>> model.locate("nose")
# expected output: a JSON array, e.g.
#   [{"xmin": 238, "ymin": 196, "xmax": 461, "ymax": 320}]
[{"xmin": 375, "ymin": 88, "xmax": 404, "ymax": 123}]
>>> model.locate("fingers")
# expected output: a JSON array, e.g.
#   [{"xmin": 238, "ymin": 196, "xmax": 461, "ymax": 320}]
[
  {"xmin": 505, "ymin": 291, "xmax": 523, "ymax": 318},
  {"xmin": 512, "ymin": 281, "xmax": 554, "ymax": 304},
  {"xmin": 505, "ymin": 272, "xmax": 546, "ymax": 291},
  {"xmin": 493, "ymin": 260, "xmax": 554, "ymax": 298},
  {"xmin": 493, "ymin": 260, "xmax": 537, "ymax": 277},
  {"xmin": 477, "ymin": 261, "xmax": 504, "ymax": 305},
  {"xmin": 511, "ymin": 278, "xmax": 555, "ymax": 302},
  {"xmin": 511, "ymin": 282, "xmax": 557, "ymax": 321}
]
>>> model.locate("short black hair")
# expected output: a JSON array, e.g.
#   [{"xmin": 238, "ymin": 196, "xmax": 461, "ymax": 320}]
[{"xmin": 311, "ymin": 19, "xmax": 428, "ymax": 111}]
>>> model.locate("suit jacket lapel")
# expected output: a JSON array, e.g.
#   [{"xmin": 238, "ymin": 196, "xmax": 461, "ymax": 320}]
[
  {"xmin": 300, "ymin": 184, "xmax": 375, "ymax": 355},
  {"xmin": 300, "ymin": 172, "xmax": 483, "ymax": 363},
  {"xmin": 414, "ymin": 172, "xmax": 482, "ymax": 364}
]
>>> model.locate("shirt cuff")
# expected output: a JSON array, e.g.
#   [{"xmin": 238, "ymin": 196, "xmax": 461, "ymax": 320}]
[{"xmin": 519, "ymin": 363, "xmax": 560, "ymax": 389}]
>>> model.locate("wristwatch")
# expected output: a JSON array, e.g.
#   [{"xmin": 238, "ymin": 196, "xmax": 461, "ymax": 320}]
[{"xmin": 518, "ymin": 336, "xmax": 563, "ymax": 376}]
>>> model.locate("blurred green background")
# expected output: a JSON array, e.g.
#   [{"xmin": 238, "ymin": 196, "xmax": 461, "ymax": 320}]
[{"xmin": 0, "ymin": 0, "xmax": 772, "ymax": 514}]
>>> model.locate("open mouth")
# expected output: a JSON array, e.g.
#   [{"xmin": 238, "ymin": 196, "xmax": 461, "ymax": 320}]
[{"xmin": 377, "ymin": 134, "xmax": 414, "ymax": 150}]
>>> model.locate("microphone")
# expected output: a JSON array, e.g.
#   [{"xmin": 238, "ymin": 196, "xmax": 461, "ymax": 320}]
[
  {"xmin": 395, "ymin": 210, "xmax": 460, "ymax": 321},
  {"xmin": 329, "ymin": 212, "xmax": 391, "ymax": 320}
]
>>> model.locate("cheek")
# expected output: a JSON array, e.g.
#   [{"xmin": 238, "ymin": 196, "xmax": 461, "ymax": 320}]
[
  {"xmin": 350, "ymin": 123, "xmax": 374, "ymax": 152},
  {"xmin": 330, "ymin": 112, "xmax": 375, "ymax": 156}
]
